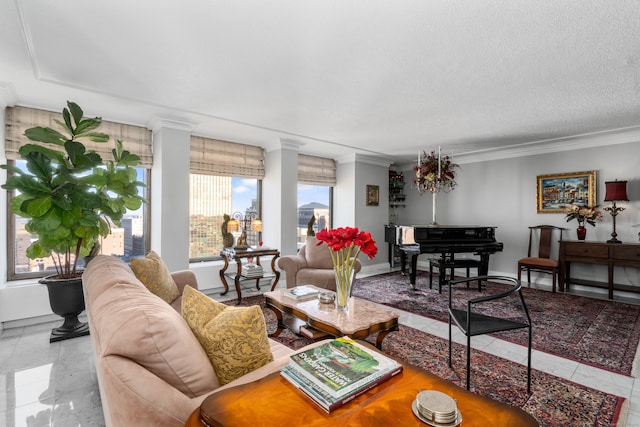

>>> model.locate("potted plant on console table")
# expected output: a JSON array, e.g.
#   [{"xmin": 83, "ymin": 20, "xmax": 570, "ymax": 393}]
[{"xmin": 1, "ymin": 101, "xmax": 146, "ymax": 342}]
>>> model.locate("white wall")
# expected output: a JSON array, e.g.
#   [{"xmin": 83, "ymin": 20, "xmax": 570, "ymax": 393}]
[
  {"xmin": 354, "ymin": 159, "xmax": 390, "ymax": 269},
  {"xmin": 334, "ymin": 156, "xmax": 392, "ymax": 271},
  {"xmin": 395, "ymin": 141, "xmax": 640, "ymax": 287},
  {"xmin": 334, "ymin": 160, "xmax": 356, "ymax": 227}
]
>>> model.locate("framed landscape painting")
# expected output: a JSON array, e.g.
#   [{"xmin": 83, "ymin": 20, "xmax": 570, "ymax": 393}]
[{"xmin": 536, "ymin": 170, "xmax": 597, "ymax": 214}]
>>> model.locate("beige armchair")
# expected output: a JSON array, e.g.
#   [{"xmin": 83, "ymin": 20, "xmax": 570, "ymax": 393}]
[{"xmin": 277, "ymin": 237, "xmax": 362, "ymax": 291}]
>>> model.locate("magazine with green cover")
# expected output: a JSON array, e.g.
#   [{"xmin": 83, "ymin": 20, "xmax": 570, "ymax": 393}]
[
  {"xmin": 288, "ymin": 337, "xmax": 400, "ymax": 398},
  {"xmin": 281, "ymin": 363, "xmax": 403, "ymax": 413}
]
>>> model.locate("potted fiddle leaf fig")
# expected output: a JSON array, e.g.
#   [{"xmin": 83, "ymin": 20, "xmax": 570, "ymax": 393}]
[{"xmin": 1, "ymin": 101, "xmax": 146, "ymax": 341}]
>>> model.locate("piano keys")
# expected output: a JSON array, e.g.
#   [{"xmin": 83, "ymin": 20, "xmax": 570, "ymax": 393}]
[{"xmin": 386, "ymin": 225, "xmax": 504, "ymax": 290}]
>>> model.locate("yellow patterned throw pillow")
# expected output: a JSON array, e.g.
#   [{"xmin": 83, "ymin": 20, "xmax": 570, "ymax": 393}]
[
  {"xmin": 182, "ymin": 286, "xmax": 274, "ymax": 385},
  {"xmin": 130, "ymin": 251, "xmax": 180, "ymax": 304}
]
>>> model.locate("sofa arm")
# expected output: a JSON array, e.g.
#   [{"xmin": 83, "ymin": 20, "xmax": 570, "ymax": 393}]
[
  {"xmin": 99, "ymin": 355, "xmax": 208, "ymax": 427},
  {"xmin": 277, "ymin": 255, "xmax": 308, "ymax": 288},
  {"xmin": 172, "ymin": 270, "xmax": 198, "ymax": 293}
]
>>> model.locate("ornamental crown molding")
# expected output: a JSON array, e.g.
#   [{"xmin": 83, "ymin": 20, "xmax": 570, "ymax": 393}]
[
  {"xmin": 337, "ymin": 152, "xmax": 393, "ymax": 167},
  {"xmin": 394, "ymin": 125, "xmax": 640, "ymax": 170},
  {"xmin": 147, "ymin": 116, "xmax": 195, "ymax": 133},
  {"xmin": 0, "ymin": 83, "xmax": 17, "ymax": 108},
  {"xmin": 263, "ymin": 137, "xmax": 306, "ymax": 152},
  {"xmin": 453, "ymin": 126, "xmax": 640, "ymax": 165}
]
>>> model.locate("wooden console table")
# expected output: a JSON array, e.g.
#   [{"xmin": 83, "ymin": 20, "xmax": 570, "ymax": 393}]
[
  {"xmin": 184, "ymin": 343, "xmax": 539, "ymax": 427},
  {"xmin": 219, "ymin": 247, "xmax": 280, "ymax": 304},
  {"xmin": 559, "ymin": 240, "xmax": 640, "ymax": 299}
]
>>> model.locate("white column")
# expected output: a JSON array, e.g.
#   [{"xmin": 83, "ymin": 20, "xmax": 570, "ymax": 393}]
[
  {"xmin": 148, "ymin": 118, "xmax": 193, "ymax": 271},
  {"xmin": 263, "ymin": 138, "xmax": 302, "ymax": 256}
]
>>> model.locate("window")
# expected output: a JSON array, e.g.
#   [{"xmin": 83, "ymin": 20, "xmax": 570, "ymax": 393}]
[
  {"xmin": 189, "ymin": 175, "xmax": 261, "ymax": 260},
  {"xmin": 297, "ymin": 154, "xmax": 335, "ymax": 248},
  {"xmin": 297, "ymin": 184, "xmax": 332, "ymax": 248},
  {"xmin": 4, "ymin": 105, "xmax": 153, "ymax": 281},
  {"xmin": 189, "ymin": 136, "xmax": 265, "ymax": 261},
  {"xmin": 6, "ymin": 160, "xmax": 150, "ymax": 280}
]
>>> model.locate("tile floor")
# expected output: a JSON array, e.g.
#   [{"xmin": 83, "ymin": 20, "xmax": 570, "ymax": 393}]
[{"xmin": 1, "ymin": 279, "xmax": 639, "ymax": 427}]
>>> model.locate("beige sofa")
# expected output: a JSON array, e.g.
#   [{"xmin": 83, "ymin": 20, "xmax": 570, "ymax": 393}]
[
  {"xmin": 277, "ymin": 236, "xmax": 362, "ymax": 290},
  {"xmin": 83, "ymin": 255, "xmax": 320, "ymax": 427}
]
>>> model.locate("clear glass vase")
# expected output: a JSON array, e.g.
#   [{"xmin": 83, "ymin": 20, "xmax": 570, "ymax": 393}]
[{"xmin": 335, "ymin": 268, "xmax": 355, "ymax": 312}]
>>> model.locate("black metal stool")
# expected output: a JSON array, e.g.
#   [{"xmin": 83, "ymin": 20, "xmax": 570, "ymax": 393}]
[{"xmin": 429, "ymin": 256, "xmax": 483, "ymax": 293}]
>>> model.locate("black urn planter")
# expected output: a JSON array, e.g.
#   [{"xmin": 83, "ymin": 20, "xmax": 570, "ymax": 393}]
[{"xmin": 39, "ymin": 274, "xmax": 90, "ymax": 343}]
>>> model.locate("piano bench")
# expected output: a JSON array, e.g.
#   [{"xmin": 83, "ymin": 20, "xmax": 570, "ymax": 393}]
[{"xmin": 429, "ymin": 258, "xmax": 483, "ymax": 292}]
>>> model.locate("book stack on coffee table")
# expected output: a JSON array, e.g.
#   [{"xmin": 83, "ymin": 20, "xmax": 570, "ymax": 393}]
[
  {"xmin": 283, "ymin": 285, "xmax": 321, "ymax": 301},
  {"xmin": 280, "ymin": 337, "xmax": 403, "ymax": 413}
]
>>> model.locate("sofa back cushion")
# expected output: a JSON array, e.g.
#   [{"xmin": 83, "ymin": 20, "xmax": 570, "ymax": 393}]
[
  {"xmin": 130, "ymin": 251, "xmax": 181, "ymax": 304},
  {"xmin": 83, "ymin": 255, "xmax": 141, "ymax": 307},
  {"xmin": 304, "ymin": 236, "xmax": 334, "ymax": 269},
  {"xmin": 85, "ymin": 256, "xmax": 219, "ymax": 397}
]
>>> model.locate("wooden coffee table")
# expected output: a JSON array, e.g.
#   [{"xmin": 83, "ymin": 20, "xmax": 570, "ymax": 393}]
[
  {"xmin": 184, "ymin": 342, "xmax": 539, "ymax": 427},
  {"xmin": 264, "ymin": 287, "xmax": 399, "ymax": 349}
]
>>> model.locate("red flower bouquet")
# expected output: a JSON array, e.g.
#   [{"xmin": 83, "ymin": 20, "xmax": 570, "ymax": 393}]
[{"xmin": 315, "ymin": 227, "xmax": 377, "ymax": 310}]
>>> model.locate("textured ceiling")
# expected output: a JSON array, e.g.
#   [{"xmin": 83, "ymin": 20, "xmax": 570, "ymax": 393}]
[{"xmin": 1, "ymin": 0, "xmax": 639, "ymax": 166}]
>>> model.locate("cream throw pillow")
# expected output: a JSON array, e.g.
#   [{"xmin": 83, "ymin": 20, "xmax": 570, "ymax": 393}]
[
  {"xmin": 182, "ymin": 286, "xmax": 274, "ymax": 385},
  {"xmin": 130, "ymin": 251, "xmax": 180, "ymax": 304}
]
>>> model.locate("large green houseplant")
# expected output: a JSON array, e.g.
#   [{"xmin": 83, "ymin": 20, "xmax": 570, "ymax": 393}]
[{"xmin": 1, "ymin": 101, "xmax": 146, "ymax": 340}]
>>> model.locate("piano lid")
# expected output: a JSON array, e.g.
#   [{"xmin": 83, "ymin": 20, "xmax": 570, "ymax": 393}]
[
  {"xmin": 410, "ymin": 224, "xmax": 498, "ymax": 229},
  {"xmin": 413, "ymin": 225, "xmax": 498, "ymax": 243}
]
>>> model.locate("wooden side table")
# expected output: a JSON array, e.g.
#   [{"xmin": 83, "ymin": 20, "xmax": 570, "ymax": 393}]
[
  {"xmin": 559, "ymin": 240, "xmax": 640, "ymax": 299},
  {"xmin": 219, "ymin": 247, "xmax": 280, "ymax": 304}
]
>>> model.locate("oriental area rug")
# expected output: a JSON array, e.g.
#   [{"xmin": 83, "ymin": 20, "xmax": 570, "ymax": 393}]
[
  {"xmin": 231, "ymin": 295, "xmax": 627, "ymax": 427},
  {"xmin": 351, "ymin": 271, "xmax": 640, "ymax": 377}
]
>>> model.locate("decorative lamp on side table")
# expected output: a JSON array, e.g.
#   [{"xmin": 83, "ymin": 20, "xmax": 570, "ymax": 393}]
[
  {"xmin": 227, "ymin": 210, "xmax": 262, "ymax": 249},
  {"xmin": 603, "ymin": 180, "xmax": 629, "ymax": 244}
]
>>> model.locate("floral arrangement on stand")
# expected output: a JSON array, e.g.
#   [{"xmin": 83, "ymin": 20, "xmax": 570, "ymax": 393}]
[
  {"xmin": 315, "ymin": 227, "xmax": 377, "ymax": 311},
  {"xmin": 565, "ymin": 204, "xmax": 603, "ymax": 240},
  {"xmin": 413, "ymin": 149, "xmax": 460, "ymax": 194}
]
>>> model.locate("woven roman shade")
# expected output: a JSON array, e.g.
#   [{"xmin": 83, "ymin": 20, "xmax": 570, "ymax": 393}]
[
  {"xmin": 190, "ymin": 136, "xmax": 265, "ymax": 178},
  {"xmin": 298, "ymin": 154, "xmax": 336, "ymax": 186},
  {"xmin": 5, "ymin": 106, "xmax": 153, "ymax": 168}
]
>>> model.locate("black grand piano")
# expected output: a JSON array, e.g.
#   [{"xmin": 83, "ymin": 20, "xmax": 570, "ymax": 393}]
[{"xmin": 385, "ymin": 225, "xmax": 504, "ymax": 290}]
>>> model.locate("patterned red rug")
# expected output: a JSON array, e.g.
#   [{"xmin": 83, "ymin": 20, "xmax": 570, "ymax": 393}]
[
  {"xmin": 228, "ymin": 294, "xmax": 627, "ymax": 427},
  {"xmin": 350, "ymin": 271, "xmax": 640, "ymax": 377}
]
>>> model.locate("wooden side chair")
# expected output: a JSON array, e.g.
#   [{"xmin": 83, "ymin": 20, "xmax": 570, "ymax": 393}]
[
  {"xmin": 517, "ymin": 225, "xmax": 565, "ymax": 293},
  {"xmin": 448, "ymin": 276, "xmax": 532, "ymax": 393}
]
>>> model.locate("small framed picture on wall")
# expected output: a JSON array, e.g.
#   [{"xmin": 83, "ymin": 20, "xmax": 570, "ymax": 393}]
[{"xmin": 366, "ymin": 185, "xmax": 379, "ymax": 206}]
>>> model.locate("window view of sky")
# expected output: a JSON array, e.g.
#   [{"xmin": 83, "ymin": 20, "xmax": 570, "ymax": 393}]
[
  {"xmin": 297, "ymin": 184, "xmax": 329, "ymax": 207},
  {"xmin": 232, "ymin": 179, "xmax": 329, "ymax": 212},
  {"xmin": 231, "ymin": 177, "xmax": 258, "ymax": 212}
]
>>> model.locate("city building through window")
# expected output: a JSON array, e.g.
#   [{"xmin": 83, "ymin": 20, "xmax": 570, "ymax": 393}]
[
  {"xmin": 297, "ymin": 184, "xmax": 332, "ymax": 248},
  {"xmin": 7, "ymin": 161, "xmax": 149, "ymax": 280},
  {"xmin": 189, "ymin": 175, "xmax": 260, "ymax": 260}
]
